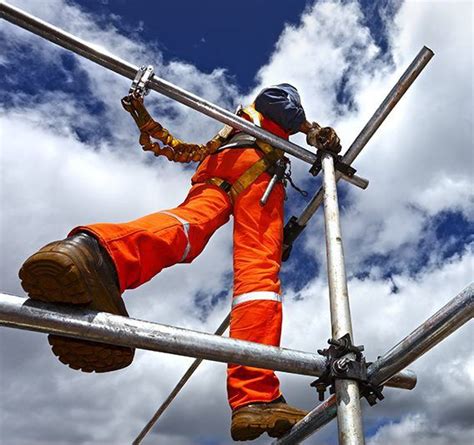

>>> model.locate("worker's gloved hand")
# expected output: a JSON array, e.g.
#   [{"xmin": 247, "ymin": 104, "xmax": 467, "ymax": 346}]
[
  {"xmin": 306, "ymin": 124, "xmax": 341, "ymax": 154},
  {"xmin": 317, "ymin": 126, "xmax": 341, "ymax": 154}
]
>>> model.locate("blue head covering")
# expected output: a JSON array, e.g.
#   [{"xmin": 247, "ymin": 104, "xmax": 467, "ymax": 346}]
[{"xmin": 254, "ymin": 83, "xmax": 306, "ymax": 134}]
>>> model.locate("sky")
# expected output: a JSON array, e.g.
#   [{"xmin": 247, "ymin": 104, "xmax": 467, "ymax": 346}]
[{"xmin": 0, "ymin": 0, "xmax": 473, "ymax": 444}]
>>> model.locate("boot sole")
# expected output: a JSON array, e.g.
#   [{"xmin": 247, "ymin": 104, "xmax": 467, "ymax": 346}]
[
  {"xmin": 268, "ymin": 418, "xmax": 296, "ymax": 438},
  {"xmin": 20, "ymin": 249, "xmax": 134, "ymax": 373},
  {"xmin": 231, "ymin": 412, "xmax": 302, "ymax": 441},
  {"xmin": 19, "ymin": 251, "xmax": 92, "ymax": 304}
]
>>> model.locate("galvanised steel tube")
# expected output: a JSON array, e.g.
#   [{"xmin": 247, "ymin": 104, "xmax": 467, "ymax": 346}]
[
  {"xmin": 133, "ymin": 313, "xmax": 231, "ymax": 445},
  {"xmin": 0, "ymin": 293, "xmax": 327, "ymax": 376},
  {"xmin": 0, "ymin": 293, "xmax": 416, "ymax": 388},
  {"xmin": 0, "ymin": 1, "xmax": 317, "ymax": 165},
  {"xmin": 368, "ymin": 282, "xmax": 474, "ymax": 387},
  {"xmin": 340, "ymin": 173, "xmax": 369, "ymax": 190},
  {"xmin": 275, "ymin": 394, "xmax": 338, "ymax": 445},
  {"xmin": 322, "ymin": 153, "xmax": 365, "ymax": 444},
  {"xmin": 274, "ymin": 283, "xmax": 473, "ymax": 444},
  {"xmin": 296, "ymin": 46, "xmax": 434, "ymax": 226}
]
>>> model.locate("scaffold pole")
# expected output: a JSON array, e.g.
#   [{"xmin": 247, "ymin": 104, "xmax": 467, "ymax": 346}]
[{"xmin": 321, "ymin": 152, "xmax": 365, "ymax": 444}]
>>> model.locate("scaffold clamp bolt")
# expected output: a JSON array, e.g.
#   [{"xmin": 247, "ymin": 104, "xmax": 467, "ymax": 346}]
[{"xmin": 311, "ymin": 334, "xmax": 384, "ymax": 405}]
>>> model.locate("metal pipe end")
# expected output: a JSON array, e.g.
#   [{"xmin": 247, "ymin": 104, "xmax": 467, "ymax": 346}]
[{"xmin": 422, "ymin": 45, "xmax": 435, "ymax": 56}]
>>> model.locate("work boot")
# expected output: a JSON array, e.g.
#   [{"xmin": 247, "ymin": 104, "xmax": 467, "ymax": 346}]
[
  {"xmin": 231, "ymin": 396, "xmax": 308, "ymax": 441},
  {"xmin": 19, "ymin": 232, "xmax": 135, "ymax": 373}
]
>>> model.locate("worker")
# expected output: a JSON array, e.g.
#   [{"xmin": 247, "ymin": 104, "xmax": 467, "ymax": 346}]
[{"xmin": 19, "ymin": 84, "xmax": 341, "ymax": 441}]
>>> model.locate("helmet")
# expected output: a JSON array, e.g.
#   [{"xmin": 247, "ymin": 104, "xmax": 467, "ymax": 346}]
[{"xmin": 254, "ymin": 83, "xmax": 306, "ymax": 134}]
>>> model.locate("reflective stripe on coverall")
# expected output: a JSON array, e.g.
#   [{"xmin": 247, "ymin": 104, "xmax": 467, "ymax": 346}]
[{"xmin": 70, "ymin": 111, "xmax": 288, "ymax": 411}]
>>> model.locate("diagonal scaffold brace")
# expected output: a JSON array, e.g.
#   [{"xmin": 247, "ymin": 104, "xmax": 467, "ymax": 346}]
[
  {"xmin": 132, "ymin": 313, "xmax": 230, "ymax": 445},
  {"xmin": 282, "ymin": 46, "xmax": 434, "ymax": 261}
]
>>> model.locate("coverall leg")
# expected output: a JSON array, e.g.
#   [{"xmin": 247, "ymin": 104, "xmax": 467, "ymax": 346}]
[
  {"xmin": 72, "ymin": 182, "xmax": 232, "ymax": 293},
  {"xmin": 71, "ymin": 148, "xmax": 285, "ymax": 410},
  {"xmin": 227, "ymin": 173, "xmax": 285, "ymax": 411}
]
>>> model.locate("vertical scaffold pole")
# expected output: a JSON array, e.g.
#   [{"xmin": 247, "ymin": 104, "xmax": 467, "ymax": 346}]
[{"xmin": 321, "ymin": 153, "xmax": 365, "ymax": 444}]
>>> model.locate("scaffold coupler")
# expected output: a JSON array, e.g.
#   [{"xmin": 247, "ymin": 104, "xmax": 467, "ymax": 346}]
[
  {"xmin": 311, "ymin": 333, "xmax": 385, "ymax": 406},
  {"xmin": 309, "ymin": 147, "xmax": 357, "ymax": 178},
  {"xmin": 128, "ymin": 65, "xmax": 154, "ymax": 99}
]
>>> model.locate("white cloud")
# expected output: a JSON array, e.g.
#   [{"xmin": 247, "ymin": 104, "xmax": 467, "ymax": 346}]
[
  {"xmin": 367, "ymin": 413, "xmax": 474, "ymax": 445},
  {"xmin": 341, "ymin": 0, "xmax": 474, "ymax": 259},
  {"xmin": 258, "ymin": 1, "xmax": 381, "ymax": 107},
  {"xmin": 0, "ymin": 0, "xmax": 472, "ymax": 444},
  {"xmin": 249, "ymin": 0, "xmax": 473, "ymax": 268}
]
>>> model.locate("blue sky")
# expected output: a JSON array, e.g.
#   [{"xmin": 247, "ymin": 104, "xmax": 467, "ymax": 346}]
[
  {"xmin": 78, "ymin": 0, "xmax": 314, "ymax": 91},
  {"xmin": 0, "ymin": 1, "xmax": 473, "ymax": 444},
  {"xmin": 72, "ymin": 0, "xmax": 398, "ymax": 91}
]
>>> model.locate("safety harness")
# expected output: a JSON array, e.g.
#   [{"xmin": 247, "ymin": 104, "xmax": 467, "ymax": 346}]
[
  {"xmin": 122, "ymin": 97, "xmax": 291, "ymax": 204},
  {"xmin": 206, "ymin": 106, "xmax": 287, "ymax": 203}
]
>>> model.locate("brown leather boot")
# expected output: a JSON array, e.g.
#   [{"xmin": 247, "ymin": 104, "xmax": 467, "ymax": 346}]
[
  {"xmin": 231, "ymin": 397, "xmax": 308, "ymax": 441},
  {"xmin": 19, "ymin": 232, "xmax": 134, "ymax": 372}
]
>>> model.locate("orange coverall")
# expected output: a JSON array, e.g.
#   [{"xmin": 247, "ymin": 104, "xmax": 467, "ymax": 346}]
[{"xmin": 71, "ymin": 111, "xmax": 289, "ymax": 410}]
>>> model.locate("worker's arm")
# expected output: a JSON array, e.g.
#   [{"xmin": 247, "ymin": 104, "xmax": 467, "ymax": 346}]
[{"xmin": 121, "ymin": 95, "xmax": 230, "ymax": 163}]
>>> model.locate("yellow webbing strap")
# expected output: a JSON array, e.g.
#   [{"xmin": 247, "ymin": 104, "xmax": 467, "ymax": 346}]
[
  {"xmin": 242, "ymin": 104, "xmax": 261, "ymax": 126},
  {"xmin": 205, "ymin": 105, "xmax": 286, "ymax": 202},
  {"xmin": 206, "ymin": 177, "xmax": 231, "ymax": 192},
  {"xmin": 208, "ymin": 140, "xmax": 284, "ymax": 203}
]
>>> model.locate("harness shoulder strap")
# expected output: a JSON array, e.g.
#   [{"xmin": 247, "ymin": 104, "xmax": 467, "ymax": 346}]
[
  {"xmin": 205, "ymin": 105, "xmax": 286, "ymax": 201},
  {"xmin": 207, "ymin": 142, "xmax": 284, "ymax": 202}
]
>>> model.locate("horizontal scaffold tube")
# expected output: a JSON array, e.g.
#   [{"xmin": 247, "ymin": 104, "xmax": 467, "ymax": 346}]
[
  {"xmin": 274, "ymin": 283, "xmax": 474, "ymax": 444},
  {"xmin": 0, "ymin": 293, "xmax": 414, "ymax": 389},
  {"xmin": 0, "ymin": 1, "xmax": 316, "ymax": 165}
]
